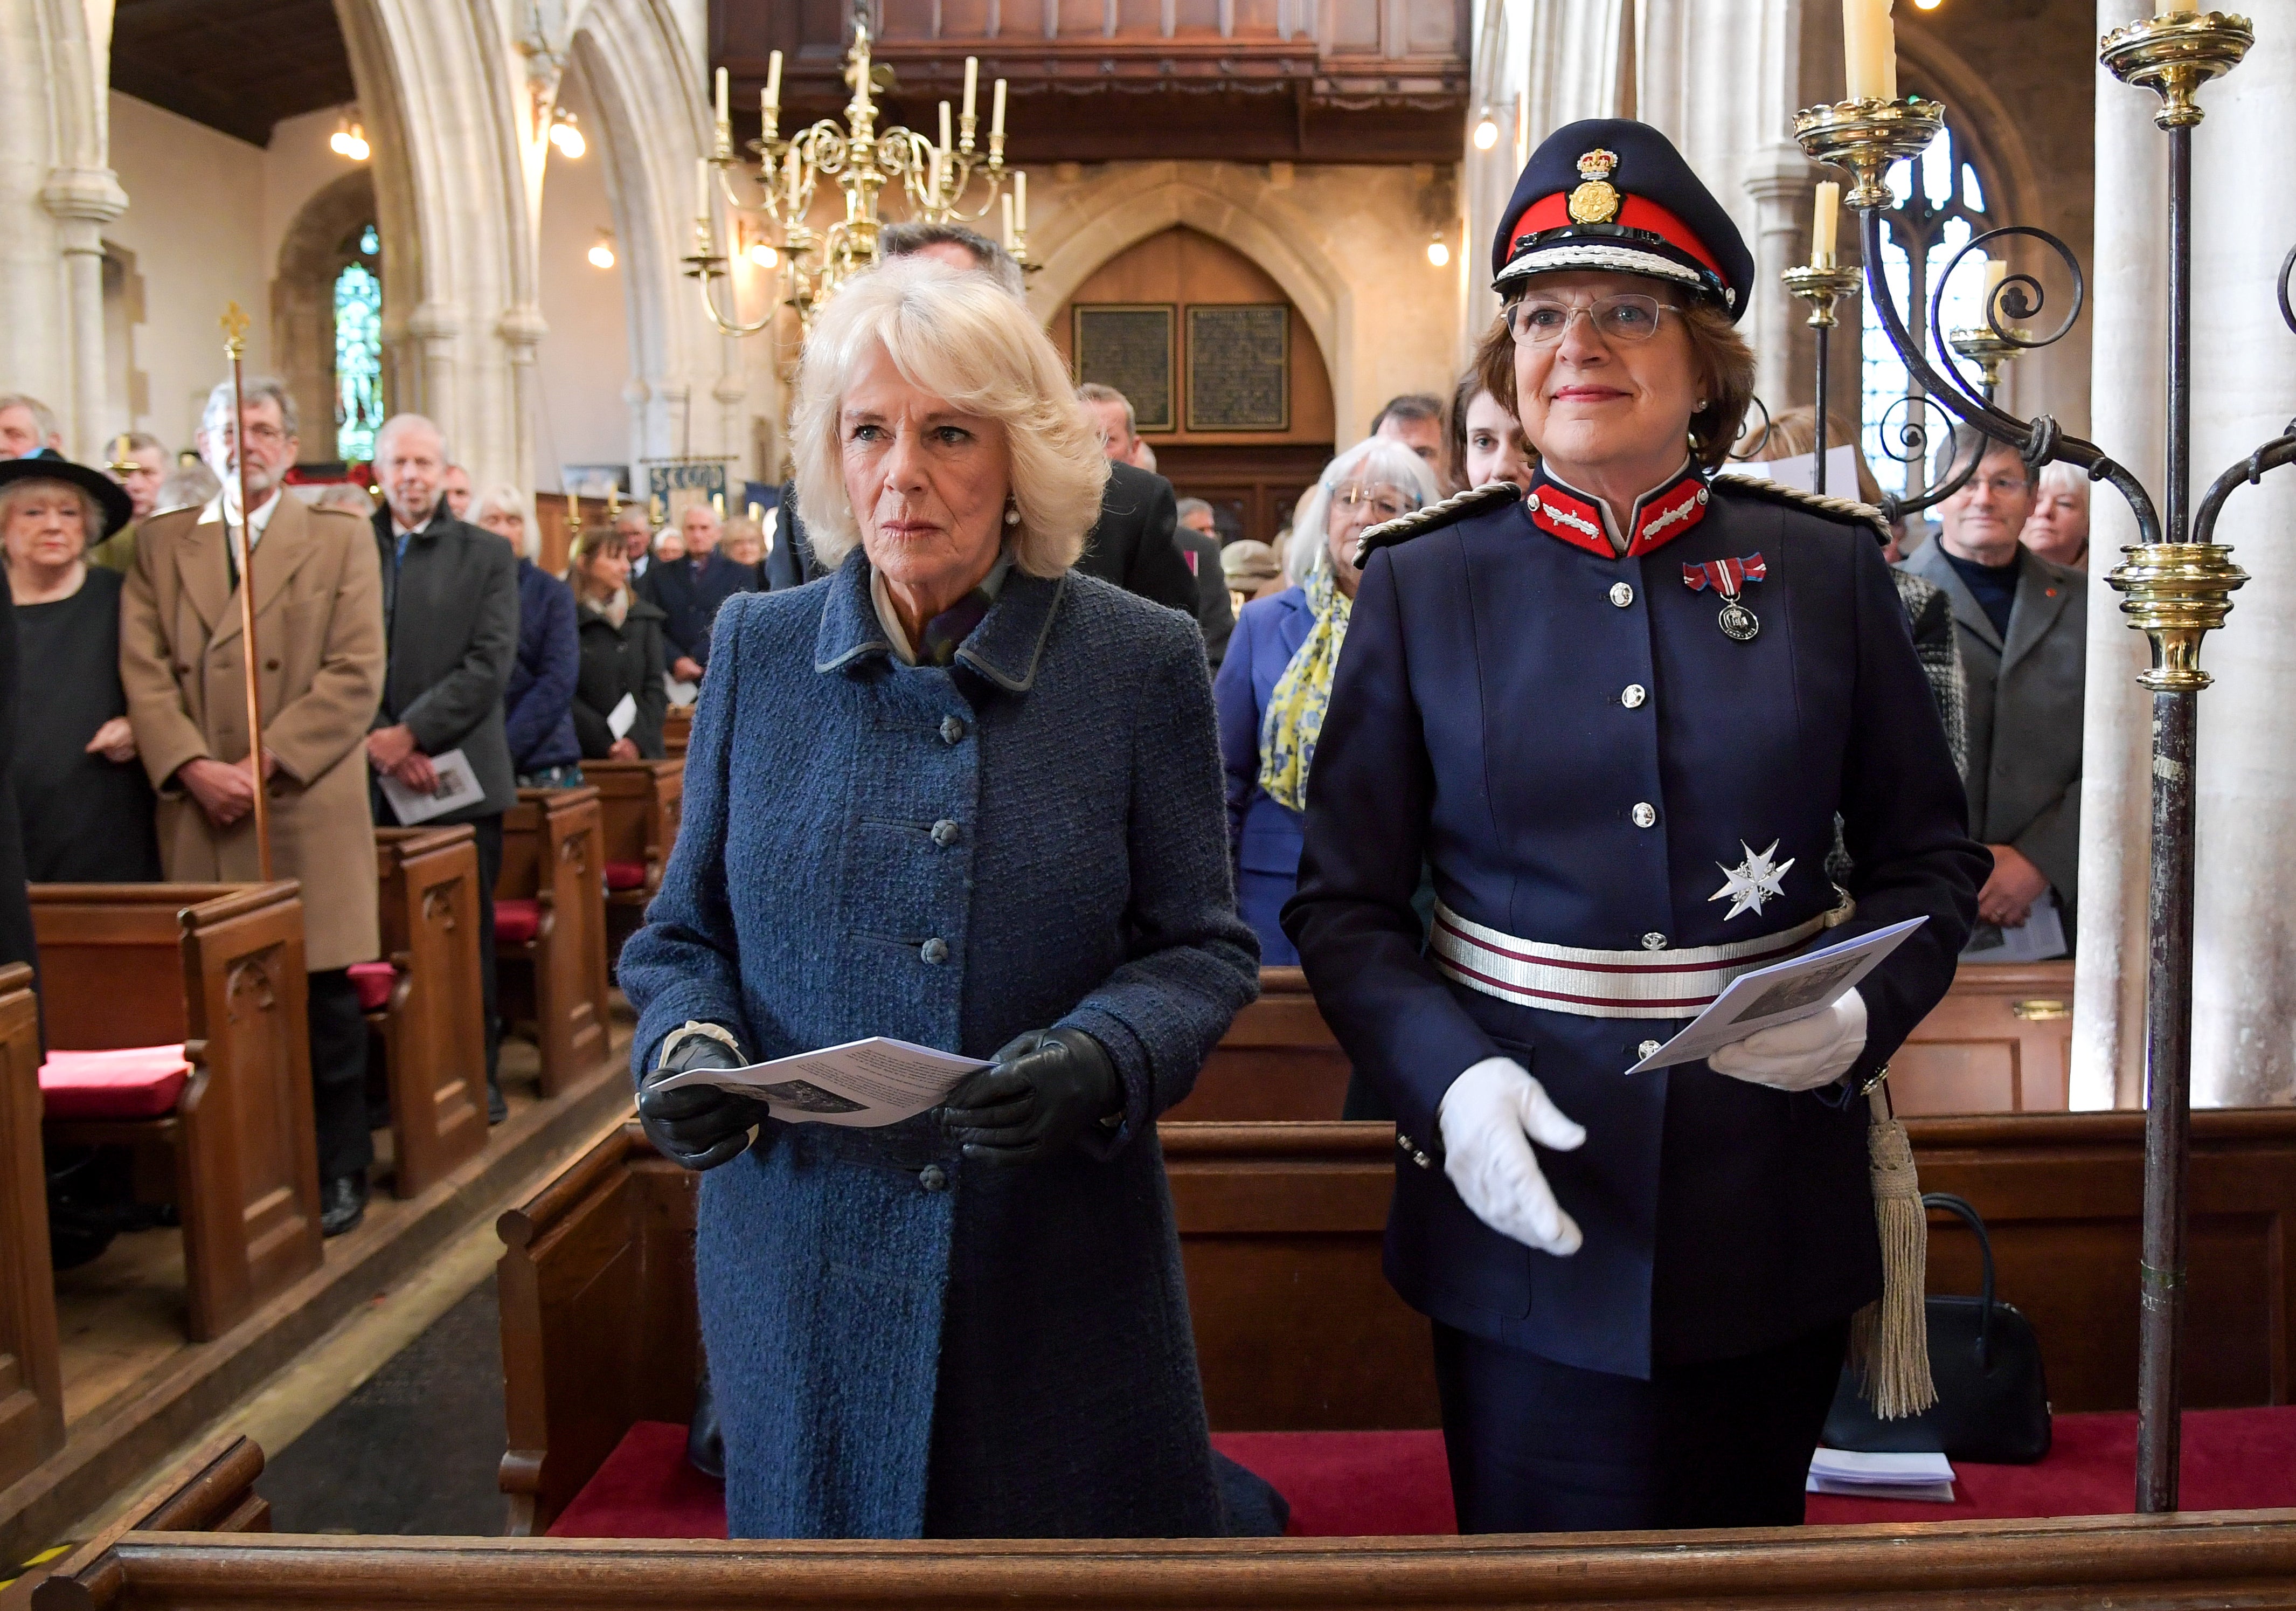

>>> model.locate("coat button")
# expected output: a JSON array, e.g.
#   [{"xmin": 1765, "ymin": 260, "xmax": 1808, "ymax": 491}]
[
  {"xmin": 939, "ymin": 716, "xmax": 966, "ymax": 745},
  {"xmin": 920, "ymin": 937, "xmax": 950, "ymax": 964},
  {"xmin": 1631, "ymin": 802, "xmax": 1659, "ymax": 828},
  {"xmin": 1638, "ymin": 1039, "xmax": 1663, "ymax": 1061},
  {"xmin": 265, "ymin": 659, "xmax": 281, "ymax": 671},
  {"xmin": 1412, "ymin": 1151, "xmax": 1432, "ymax": 1169},
  {"xmin": 1610, "ymin": 583, "xmax": 1634, "ymax": 607},
  {"xmin": 1396, "ymin": 1132, "xmax": 1413, "ymax": 1152},
  {"xmin": 931, "ymin": 819, "xmax": 961, "ymax": 847},
  {"xmin": 1641, "ymin": 932, "xmax": 1668, "ymax": 951},
  {"xmin": 919, "ymin": 1165, "xmax": 948, "ymax": 1192},
  {"xmin": 1621, "ymin": 683, "xmax": 1647, "ymax": 709}
]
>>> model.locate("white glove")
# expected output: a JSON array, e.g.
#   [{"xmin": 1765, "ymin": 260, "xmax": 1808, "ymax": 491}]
[
  {"xmin": 1707, "ymin": 987, "xmax": 1869, "ymax": 1092},
  {"xmin": 1436, "ymin": 1057, "xmax": 1586, "ymax": 1256}
]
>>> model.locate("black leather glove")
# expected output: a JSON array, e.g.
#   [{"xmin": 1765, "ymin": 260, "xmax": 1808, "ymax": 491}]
[
  {"xmin": 939, "ymin": 1027, "xmax": 1121, "ymax": 1167},
  {"xmin": 637, "ymin": 1024, "xmax": 764, "ymax": 1172}
]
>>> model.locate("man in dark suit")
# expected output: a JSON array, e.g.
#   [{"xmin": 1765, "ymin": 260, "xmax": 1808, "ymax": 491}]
[
  {"xmin": 1173, "ymin": 497, "xmax": 1234, "ymax": 667},
  {"xmin": 641, "ymin": 501, "xmax": 755, "ymax": 680},
  {"xmin": 366, "ymin": 412, "xmax": 520, "ymax": 1119},
  {"xmin": 1899, "ymin": 426, "xmax": 2084, "ymax": 949}
]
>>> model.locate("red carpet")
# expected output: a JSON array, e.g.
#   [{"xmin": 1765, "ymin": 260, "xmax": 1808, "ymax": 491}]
[{"xmin": 546, "ymin": 1408, "xmax": 2296, "ymax": 1539}]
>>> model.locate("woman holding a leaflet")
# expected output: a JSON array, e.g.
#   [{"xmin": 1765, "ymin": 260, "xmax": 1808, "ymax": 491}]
[
  {"xmin": 1284, "ymin": 121, "xmax": 1986, "ymax": 1536},
  {"xmin": 616, "ymin": 259, "xmax": 1259, "ymax": 1541}
]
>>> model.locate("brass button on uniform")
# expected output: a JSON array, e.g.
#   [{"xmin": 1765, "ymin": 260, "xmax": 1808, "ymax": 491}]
[
  {"xmin": 1621, "ymin": 684, "xmax": 1647, "ymax": 709},
  {"xmin": 1609, "ymin": 582, "xmax": 1635, "ymax": 608},
  {"xmin": 920, "ymin": 937, "xmax": 950, "ymax": 964},
  {"xmin": 931, "ymin": 819, "xmax": 961, "ymax": 847},
  {"xmin": 919, "ymin": 1165, "xmax": 948, "ymax": 1192},
  {"xmin": 1631, "ymin": 802, "xmax": 1658, "ymax": 828}
]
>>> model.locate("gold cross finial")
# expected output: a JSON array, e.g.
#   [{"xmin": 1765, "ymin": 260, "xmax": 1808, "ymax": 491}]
[{"xmin": 221, "ymin": 302, "xmax": 249, "ymax": 357}]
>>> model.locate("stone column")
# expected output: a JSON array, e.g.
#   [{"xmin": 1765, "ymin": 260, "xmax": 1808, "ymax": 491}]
[
  {"xmin": 496, "ymin": 302, "xmax": 549, "ymax": 495},
  {"xmin": 2069, "ymin": 0, "xmax": 2169, "ymax": 1111},
  {"xmin": 405, "ymin": 301, "xmax": 464, "ymax": 444},
  {"xmin": 2185, "ymin": 16, "xmax": 2296, "ymax": 1107},
  {"xmin": 1742, "ymin": 143, "xmax": 1820, "ymax": 415},
  {"xmin": 41, "ymin": 165, "xmax": 128, "ymax": 458}
]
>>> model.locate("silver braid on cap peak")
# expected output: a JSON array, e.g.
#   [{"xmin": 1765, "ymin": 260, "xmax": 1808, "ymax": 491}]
[
  {"xmin": 1351, "ymin": 481, "xmax": 1525, "ymax": 566},
  {"xmin": 1711, "ymin": 473, "xmax": 1892, "ymax": 547}
]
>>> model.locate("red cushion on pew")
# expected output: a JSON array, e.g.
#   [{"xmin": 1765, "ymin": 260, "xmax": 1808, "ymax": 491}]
[
  {"xmin": 547, "ymin": 1422, "xmax": 726, "ymax": 1539},
  {"xmin": 348, "ymin": 960, "xmax": 400, "ymax": 1012},
  {"xmin": 1213, "ymin": 1430, "xmax": 1456, "ymax": 1537},
  {"xmin": 39, "ymin": 1045, "xmax": 192, "ymax": 1121},
  {"xmin": 495, "ymin": 898, "xmax": 540, "ymax": 945},
  {"xmin": 1805, "ymin": 1406, "xmax": 2296, "ymax": 1525},
  {"xmin": 605, "ymin": 861, "xmax": 649, "ymax": 892}
]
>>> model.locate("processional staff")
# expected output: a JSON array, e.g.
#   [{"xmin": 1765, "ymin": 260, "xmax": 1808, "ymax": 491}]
[{"xmin": 220, "ymin": 302, "xmax": 274, "ymax": 881}]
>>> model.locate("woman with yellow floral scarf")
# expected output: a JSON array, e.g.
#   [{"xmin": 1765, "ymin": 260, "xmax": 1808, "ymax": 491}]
[{"xmin": 1213, "ymin": 437, "xmax": 1440, "ymax": 966}]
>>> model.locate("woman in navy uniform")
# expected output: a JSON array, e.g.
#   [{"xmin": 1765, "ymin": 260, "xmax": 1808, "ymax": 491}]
[{"xmin": 1284, "ymin": 121, "xmax": 1986, "ymax": 1533}]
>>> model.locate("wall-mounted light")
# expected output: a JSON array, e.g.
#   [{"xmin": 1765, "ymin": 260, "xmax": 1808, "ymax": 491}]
[
  {"xmin": 746, "ymin": 238, "xmax": 778, "ymax": 269},
  {"xmin": 550, "ymin": 107, "xmax": 587, "ymax": 160},
  {"xmin": 588, "ymin": 230, "xmax": 616, "ymax": 269},
  {"xmin": 1427, "ymin": 233, "xmax": 1451, "ymax": 268},
  {"xmin": 1472, "ymin": 107, "xmax": 1499, "ymax": 151},
  {"xmin": 1912, "ymin": 0, "xmax": 1942, "ymax": 9},
  {"xmin": 330, "ymin": 114, "xmax": 370, "ymax": 161}
]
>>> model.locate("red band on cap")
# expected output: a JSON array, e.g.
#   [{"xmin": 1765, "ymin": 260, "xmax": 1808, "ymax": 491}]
[{"xmin": 1508, "ymin": 193, "xmax": 1724, "ymax": 277}]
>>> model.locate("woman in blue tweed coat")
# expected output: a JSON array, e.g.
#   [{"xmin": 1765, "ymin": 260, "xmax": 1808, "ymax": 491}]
[{"xmin": 617, "ymin": 258, "xmax": 1260, "ymax": 1541}]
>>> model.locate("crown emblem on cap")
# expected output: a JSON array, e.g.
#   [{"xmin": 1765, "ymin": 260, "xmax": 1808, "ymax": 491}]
[{"xmin": 1567, "ymin": 148, "xmax": 1622, "ymax": 225}]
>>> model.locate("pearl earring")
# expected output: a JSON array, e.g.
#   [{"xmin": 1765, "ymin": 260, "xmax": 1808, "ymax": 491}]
[{"xmin": 1003, "ymin": 502, "xmax": 1021, "ymax": 526}]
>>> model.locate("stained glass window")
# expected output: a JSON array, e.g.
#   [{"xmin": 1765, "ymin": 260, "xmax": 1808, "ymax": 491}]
[
  {"xmin": 1860, "ymin": 121, "xmax": 1996, "ymax": 502},
  {"xmin": 334, "ymin": 227, "xmax": 384, "ymax": 464}
]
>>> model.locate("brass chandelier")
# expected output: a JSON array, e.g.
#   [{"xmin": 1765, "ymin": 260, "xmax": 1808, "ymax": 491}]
[{"xmin": 685, "ymin": 2, "xmax": 1030, "ymax": 343}]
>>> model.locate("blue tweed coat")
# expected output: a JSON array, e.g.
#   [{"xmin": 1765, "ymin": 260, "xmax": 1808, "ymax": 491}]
[{"xmin": 619, "ymin": 551, "xmax": 1260, "ymax": 1541}]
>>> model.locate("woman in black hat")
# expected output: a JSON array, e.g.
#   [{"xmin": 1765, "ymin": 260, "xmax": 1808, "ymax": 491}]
[
  {"xmin": 0, "ymin": 456, "xmax": 159, "ymax": 881},
  {"xmin": 1285, "ymin": 121, "xmax": 1985, "ymax": 1532}
]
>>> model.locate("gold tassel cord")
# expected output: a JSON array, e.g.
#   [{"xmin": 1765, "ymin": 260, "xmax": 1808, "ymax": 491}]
[{"xmin": 1848, "ymin": 1082, "xmax": 1937, "ymax": 1419}]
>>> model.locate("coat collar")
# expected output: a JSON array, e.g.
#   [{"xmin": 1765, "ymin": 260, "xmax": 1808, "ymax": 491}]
[
  {"xmin": 1524, "ymin": 461, "xmax": 1709, "ymax": 560},
  {"xmin": 1999, "ymin": 550, "xmax": 2073, "ymax": 675},
  {"xmin": 189, "ymin": 493, "xmax": 320, "ymax": 646},
  {"xmin": 814, "ymin": 549, "xmax": 1064, "ymax": 692},
  {"xmin": 1904, "ymin": 537, "xmax": 2011, "ymax": 655}
]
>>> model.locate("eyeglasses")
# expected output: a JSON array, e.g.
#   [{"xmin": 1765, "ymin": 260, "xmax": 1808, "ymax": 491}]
[
  {"xmin": 1504, "ymin": 293, "xmax": 1682, "ymax": 347},
  {"xmin": 1329, "ymin": 483, "xmax": 1420, "ymax": 522}
]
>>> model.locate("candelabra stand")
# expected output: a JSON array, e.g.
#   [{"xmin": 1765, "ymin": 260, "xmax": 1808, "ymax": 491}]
[
  {"xmin": 685, "ymin": 0, "xmax": 1029, "ymax": 349},
  {"xmin": 1796, "ymin": 6, "xmax": 2277, "ymax": 1516},
  {"xmin": 1781, "ymin": 263, "xmax": 1861, "ymax": 495}
]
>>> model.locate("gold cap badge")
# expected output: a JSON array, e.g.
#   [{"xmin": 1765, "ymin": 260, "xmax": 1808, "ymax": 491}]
[{"xmin": 1567, "ymin": 148, "xmax": 1622, "ymax": 225}]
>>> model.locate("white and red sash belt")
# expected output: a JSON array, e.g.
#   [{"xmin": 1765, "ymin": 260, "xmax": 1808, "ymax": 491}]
[{"xmin": 1430, "ymin": 898, "xmax": 1848, "ymax": 1020}]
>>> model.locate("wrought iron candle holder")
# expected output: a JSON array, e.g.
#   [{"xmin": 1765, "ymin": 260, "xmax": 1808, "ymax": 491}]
[
  {"xmin": 686, "ymin": 0, "xmax": 1028, "ymax": 349},
  {"xmin": 1796, "ymin": 6, "xmax": 2286, "ymax": 1516},
  {"xmin": 1781, "ymin": 262, "xmax": 1861, "ymax": 496},
  {"xmin": 1946, "ymin": 323, "xmax": 2029, "ymax": 400}
]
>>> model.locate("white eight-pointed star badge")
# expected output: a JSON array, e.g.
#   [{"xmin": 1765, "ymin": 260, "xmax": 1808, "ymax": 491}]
[{"xmin": 1710, "ymin": 839, "xmax": 1794, "ymax": 921}]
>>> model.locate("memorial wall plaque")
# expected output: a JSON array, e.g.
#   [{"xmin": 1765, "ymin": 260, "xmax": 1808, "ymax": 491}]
[
  {"xmin": 1187, "ymin": 305, "xmax": 1289, "ymax": 432},
  {"xmin": 1073, "ymin": 305, "xmax": 1175, "ymax": 432}
]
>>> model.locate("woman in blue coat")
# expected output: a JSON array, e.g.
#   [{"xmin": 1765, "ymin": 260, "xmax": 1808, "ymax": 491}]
[
  {"xmin": 1213, "ymin": 437, "xmax": 1437, "ymax": 966},
  {"xmin": 618, "ymin": 259, "xmax": 1260, "ymax": 1541},
  {"xmin": 474, "ymin": 488, "xmax": 582, "ymax": 786}
]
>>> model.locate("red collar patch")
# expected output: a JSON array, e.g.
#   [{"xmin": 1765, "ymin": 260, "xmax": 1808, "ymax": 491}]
[{"xmin": 1523, "ymin": 468, "xmax": 1710, "ymax": 561}]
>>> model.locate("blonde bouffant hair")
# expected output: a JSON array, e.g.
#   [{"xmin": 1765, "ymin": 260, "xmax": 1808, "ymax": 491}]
[{"xmin": 791, "ymin": 257, "xmax": 1108, "ymax": 578}]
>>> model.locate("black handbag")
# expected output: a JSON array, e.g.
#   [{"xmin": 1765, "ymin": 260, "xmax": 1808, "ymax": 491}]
[{"xmin": 1820, "ymin": 1192, "xmax": 2052, "ymax": 1464}]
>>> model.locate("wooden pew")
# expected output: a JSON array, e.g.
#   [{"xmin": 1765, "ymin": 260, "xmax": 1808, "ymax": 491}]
[
  {"xmin": 582, "ymin": 760, "xmax": 683, "ymax": 960},
  {"xmin": 662, "ymin": 704, "xmax": 691, "ymax": 763},
  {"xmin": 31, "ymin": 883, "xmax": 323, "ymax": 1342},
  {"xmin": 0, "ymin": 964, "xmax": 63, "ymax": 1489},
  {"xmin": 1165, "ymin": 967, "xmax": 1349, "ymax": 1122},
  {"xmin": 368, "ymin": 827, "xmax": 490, "ymax": 1198},
  {"xmin": 495, "ymin": 789, "xmax": 612, "ymax": 1096},
  {"xmin": 495, "ymin": 1109, "xmax": 2296, "ymax": 1536},
  {"xmin": 1890, "ymin": 960, "xmax": 2076, "ymax": 1115}
]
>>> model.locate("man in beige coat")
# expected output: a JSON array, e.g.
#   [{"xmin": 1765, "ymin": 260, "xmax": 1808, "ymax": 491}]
[{"xmin": 120, "ymin": 376, "xmax": 388, "ymax": 1235}]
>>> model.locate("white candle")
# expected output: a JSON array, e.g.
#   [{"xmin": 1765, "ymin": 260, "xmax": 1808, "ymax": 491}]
[
  {"xmin": 1001, "ymin": 192, "xmax": 1015, "ymax": 251},
  {"xmin": 1842, "ymin": 0, "xmax": 1897, "ymax": 102},
  {"xmin": 785, "ymin": 148, "xmax": 801, "ymax": 210},
  {"xmin": 696, "ymin": 157, "xmax": 711, "ymax": 222},
  {"xmin": 2159, "ymin": 0, "xmax": 2198, "ymax": 12},
  {"xmin": 715, "ymin": 67, "xmax": 730, "ymax": 130},
  {"xmin": 765, "ymin": 50, "xmax": 782, "ymax": 112},
  {"xmin": 1812, "ymin": 181, "xmax": 1840, "ymax": 267},
  {"xmin": 1014, "ymin": 170, "xmax": 1027, "ymax": 234},
  {"xmin": 929, "ymin": 144, "xmax": 944, "ymax": 197},
  {"xmin": 963, "ymin": 58, "xmax": 979, "ymax": 121},
  {"xmin": 1981, "ymin": 258, "xmax": 2008, "ymax": 310},
  {"xmin": 939, "ymin": 101, "xmax": 953, "ymax": 156},
  {"xmin": 991, "ymin": 78, "xmax": 1007, "ymax": 140}
]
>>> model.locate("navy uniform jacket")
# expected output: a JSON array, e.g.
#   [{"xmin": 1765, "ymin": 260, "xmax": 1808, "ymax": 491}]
[{"xmin": 1283, "ymin": 471, "xmax": 1985, "ymax": 1379}]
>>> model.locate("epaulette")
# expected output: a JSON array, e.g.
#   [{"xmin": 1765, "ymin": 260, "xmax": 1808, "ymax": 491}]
[
  {"xmin": 1352, "ymin": 481, "xmax": 1524, "ymax": 565},
  {"xmin": 1710, "ymin": 473, "xmax": 1890, "ymax": 547}
]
